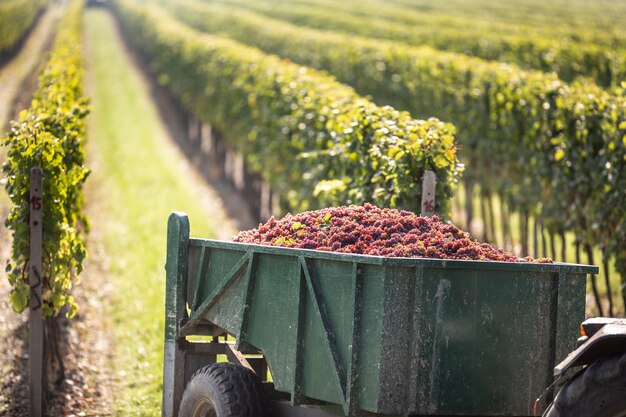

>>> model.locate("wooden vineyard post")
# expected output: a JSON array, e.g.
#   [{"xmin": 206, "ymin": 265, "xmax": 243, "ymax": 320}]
[
  {"xmin": 421, "ymin": 170, "xmax": 436, "ymax": 217},
  {"xmin": 29, "ymin": 167, "xmax": 44, "ymax": 417}
]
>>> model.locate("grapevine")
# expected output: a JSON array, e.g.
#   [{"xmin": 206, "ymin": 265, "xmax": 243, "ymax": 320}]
[
  {"xmin": 0, "ymin": 0, "xmax": 47, "ymax": 56},
  {"xmin": 2, "ymin": 0, "xmax": 89, "ymax": 318},
  {"xmin": 158, "ymin": 0, "xmax": 625, "ymax": 287},
  {"xmin": 112, "ymin": 0, "xmax": 461, "ymax": 216},
  {"xmin": 202, "ymin": 0, "xmax": 626, "ymax": 87}
]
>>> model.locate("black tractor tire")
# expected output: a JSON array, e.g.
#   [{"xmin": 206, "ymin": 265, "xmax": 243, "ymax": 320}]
[
  {"xmin": 178, "ymin": 362, "xmax": 270, "ymax": 417},
  {"xmin": 544, "ymin": 351, "xmax": 626, "ymax": 417}
]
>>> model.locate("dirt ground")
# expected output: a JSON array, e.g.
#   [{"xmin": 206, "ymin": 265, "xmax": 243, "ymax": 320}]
[{"xmin": 0, "ymin": 222, "xmax": 114, "ymax": 417}]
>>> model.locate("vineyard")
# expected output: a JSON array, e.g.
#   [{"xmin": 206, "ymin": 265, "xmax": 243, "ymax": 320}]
[
  {"xmin": 123, "ymin": 0, "xmax": 626, "ymax": 316},
  {"xmin": 0, "ymin": 0, "xmax": 47, "ymax": 59},
  {"xmin": 184, "ymin": 0, "xmax": 626, "ymax": 87},
  {"xmin": 0, "ymin": 0, "xmax": 624, "ymax": 415}
]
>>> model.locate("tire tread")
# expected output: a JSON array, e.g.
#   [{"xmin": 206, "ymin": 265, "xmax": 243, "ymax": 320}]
[
  {"xmin": 179, "ymin": 362, "xmax": 269, "ymax": 417},
  {"xmin": 545, "ymin": 352, "xmax": 626, "ymax": 417}
]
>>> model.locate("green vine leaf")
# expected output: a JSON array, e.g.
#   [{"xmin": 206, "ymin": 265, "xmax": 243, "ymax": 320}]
[{"xmin": 1, "ymin": 0, "xmax": 89, "ymax": 319}]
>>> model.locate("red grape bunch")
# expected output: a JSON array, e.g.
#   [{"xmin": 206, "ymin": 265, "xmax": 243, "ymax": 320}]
[{"xmin": 234, "ymin": 203, "xmax": 552, "ymax": 262}]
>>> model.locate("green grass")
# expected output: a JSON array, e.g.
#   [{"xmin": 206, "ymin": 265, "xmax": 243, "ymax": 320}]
[{"xmin": 84, "ymin": 8, "xmax": 231, "ymax": 415}]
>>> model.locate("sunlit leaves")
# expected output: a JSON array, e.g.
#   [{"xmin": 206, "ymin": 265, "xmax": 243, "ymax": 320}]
[
  {"xmin": 137, "ymin": 0, "xmax": 626, "ymax": 282},
  {"xmin": 0, "ymin": 0, "xmax": 47, "ymax": 54},
  {"xmin": 1, "ymin": 0, "xmax": 89, "ymax": 318},
  {"xmin": 113, "ymin": 0, "xmax": 462, "ymax": 216}
]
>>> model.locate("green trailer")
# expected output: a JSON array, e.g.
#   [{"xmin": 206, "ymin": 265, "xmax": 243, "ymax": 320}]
[{"xmin": 162, "ymin": 213, "xmax": 598, "ymax": 417}]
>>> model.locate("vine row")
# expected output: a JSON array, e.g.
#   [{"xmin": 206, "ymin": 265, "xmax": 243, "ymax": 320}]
[
  {"xmin": 160, "ymin": 0, "xmax": 626, "ymax": 302},
  {"xmin": 205, "ymin": 0, "xmax": 626, "ymax": 87},
  {"xmin": 2, "ymin": 0, "xmax": 90, "ymax": 317},
  {"xmin": 275, "ymin": 0, "xmax": 626, "ymax": 50},
  {"xmin": 111, "ymin": 0, "xmax": 461, "ymax": 216},
  {"xmin": 0, "ymin": 0, "xmax": 47, "ymax": 56}
]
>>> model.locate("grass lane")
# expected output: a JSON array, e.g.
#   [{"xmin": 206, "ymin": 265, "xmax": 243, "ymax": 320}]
[{"xmin": 84, "ymin": 7, "xmax": 236, "ymax": 415}]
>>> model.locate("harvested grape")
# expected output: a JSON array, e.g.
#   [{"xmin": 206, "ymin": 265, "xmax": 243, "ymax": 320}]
[{"xmin": 233, "ymin": 203, "xmax": 552, "ymax": 262}]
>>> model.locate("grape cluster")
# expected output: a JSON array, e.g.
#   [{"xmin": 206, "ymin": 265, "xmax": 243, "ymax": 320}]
[{"xmin": 234, "ymin": 203, "xmax": 552, "ymax": 263}]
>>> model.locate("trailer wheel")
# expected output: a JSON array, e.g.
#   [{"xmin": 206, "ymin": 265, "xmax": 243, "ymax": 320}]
[
  {"xmin": 178, "ymin": 362, "xmax": 269, "ymax": 417},
  {"xmin": 544, "ymin": 351, "xmax": 626, "ymax": 417}
]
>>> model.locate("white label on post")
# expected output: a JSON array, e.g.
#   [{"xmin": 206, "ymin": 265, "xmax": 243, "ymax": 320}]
[{"xmin": 421, "ymin": 170, "xmax": 437, "ymax": 217}]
